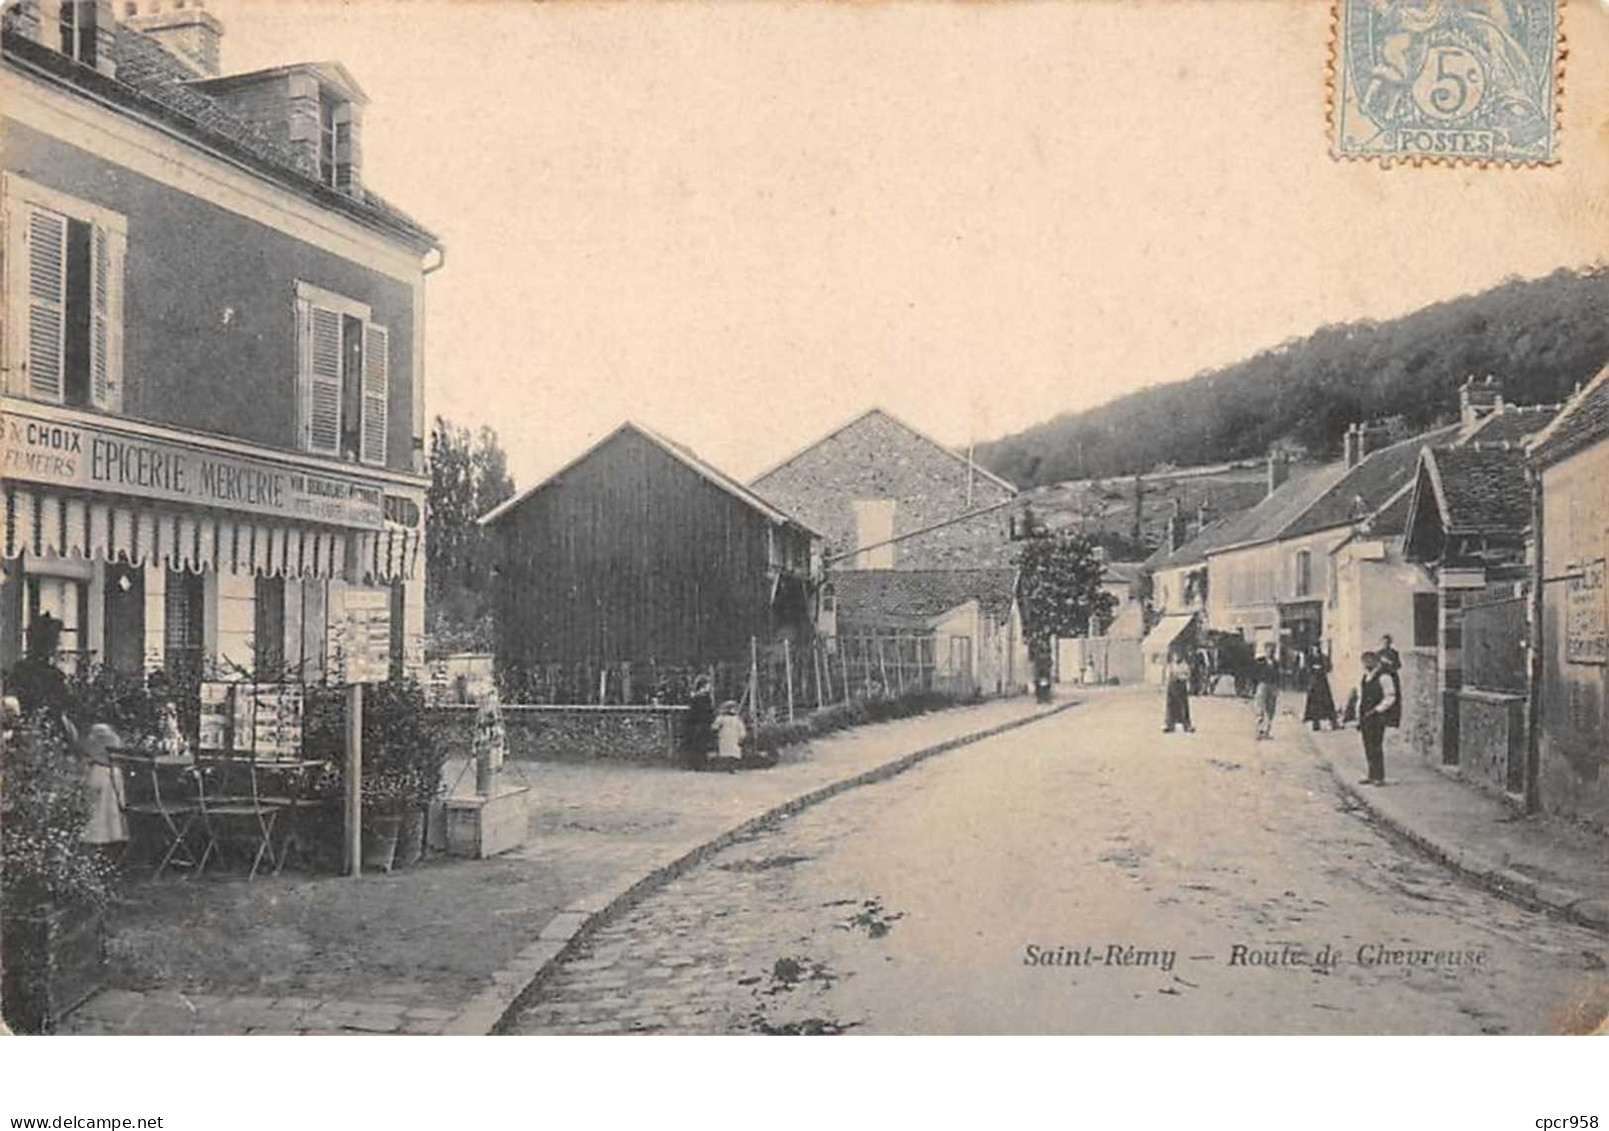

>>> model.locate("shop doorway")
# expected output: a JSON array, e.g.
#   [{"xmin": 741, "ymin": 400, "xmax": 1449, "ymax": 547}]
[{"xmin": 104, "ymin": 564, "xmax": 145, "ymax": 675}]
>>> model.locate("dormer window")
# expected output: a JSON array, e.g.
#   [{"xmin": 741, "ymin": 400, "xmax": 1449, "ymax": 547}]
[
  {"xmin": 318, "ymin": 90, "xmax": 356, "ymax": 192},
  {"xmin": 59, "ymin": 0, "xmax": 99, "ymax": 67}
]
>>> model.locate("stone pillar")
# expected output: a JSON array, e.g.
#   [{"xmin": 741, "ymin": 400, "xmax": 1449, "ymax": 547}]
[{"xmin": 1438, "ymin": 587, "xmax": 1465, "ymax": 766}]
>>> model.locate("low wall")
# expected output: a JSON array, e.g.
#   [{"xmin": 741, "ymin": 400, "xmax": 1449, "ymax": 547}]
[
  {"xmin": 426, "ymin": 704, "xmax": 686, "ymax": 765},
  {"xmin": 1456, "ymin": 688, "xmax": 1525, "ymax": 798},
  {"xmin": 1402, "ymin": 651, "xmax": 1439, "ymax": 764}
]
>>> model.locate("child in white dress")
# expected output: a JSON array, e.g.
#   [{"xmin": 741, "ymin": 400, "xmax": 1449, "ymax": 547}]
[{"xmin": 713, "ymin": 700, "xmax": 746, "ymax": 768}]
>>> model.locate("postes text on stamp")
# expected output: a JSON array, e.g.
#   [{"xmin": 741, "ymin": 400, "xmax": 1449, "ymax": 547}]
[{"xmin": 1331, "ymin": 0, "xmax": 1563, "ymax": 165}]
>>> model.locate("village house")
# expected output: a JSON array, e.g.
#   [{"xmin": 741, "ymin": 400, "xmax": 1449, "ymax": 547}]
[
  {"xmin": 1525, "ymin": 365, "xmax": 1608, "ymax": 831},
  {"xmin": 1400, "ymin": 384, "xmax": 1563, "ymax": 798},
  {"xmin": 1, "ymin": 0, "xmax": 437, "ymax": 683},
  {"xmin": 479, "ymin": 422, "xmax": 820, "ymax": 705},
  {"xmin": 754, "ymin": 406, "xmax": 1028, "ymax": 695}
]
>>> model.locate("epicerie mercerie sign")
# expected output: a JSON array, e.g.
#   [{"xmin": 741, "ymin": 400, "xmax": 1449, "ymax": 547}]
[{"xmin": 2, "ymin": 408, "xmax": 386, "ymax": 529}]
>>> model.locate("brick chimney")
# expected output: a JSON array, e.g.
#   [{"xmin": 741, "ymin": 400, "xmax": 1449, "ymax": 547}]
[
  {"xmin": 1266, "ymin": 451, "xmax": 1290, "ymax": 498},
  {"xmin": 123, "ymin": 0, "xmax": 222, "ymax": 77},
  {"xmin": 1197, "ymin": 498, "xmax": 1213, "ymax": 532},
  {"xmin": 1168, "ymin": 501, "xmax": 1188, "ymax": 553},
  {"xmin": 1343, "ymin": 424, "xmax": 1362, "ymax": 469},
  {"xmin": 1460, "ymin": 375, "xmax": 1505, "ymax": 429}
]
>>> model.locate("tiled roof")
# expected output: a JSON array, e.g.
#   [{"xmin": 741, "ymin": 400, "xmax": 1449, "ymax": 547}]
[
  {"xmin": 1366, "ymin": 488, "xmax": 1414, "ymax": 538},
  {"xmin": 3, "ymin": 25, "xmax": 438, "ymax": 250},
  {"xmin": 1425, "ymin": 447, "xmax": 1531, "ymax": 533},
  {"xmin": 1461, "ymin": 405, "xmax": 1562, "ymax": 447},
  {"xmin": 752, "ymin": 407, "xmax": 1019, "ymax": 496},
  {"xmin": 1529, "ymin": 364, "xmax": 1609, "ymax": 468},
  {"xmin": 1283, "ymin": 425, "xmax": 1462, "ymax": 540},
  {"xmin": 1208, "ymin": 462, "xmax": 1351, "ymax": 555},
  {"xmin": 1102, "ymin": 561, "xmax": 1144, "ymax": 585},
  {"xmin": 832, "ymin": 569, "xmax": 1018, "ymax": 623}
]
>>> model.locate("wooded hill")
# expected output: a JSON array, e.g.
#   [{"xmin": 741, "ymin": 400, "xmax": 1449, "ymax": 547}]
[{"xmin": 976, "ymin": 267, "xmax": 1609, "ymax": 489}]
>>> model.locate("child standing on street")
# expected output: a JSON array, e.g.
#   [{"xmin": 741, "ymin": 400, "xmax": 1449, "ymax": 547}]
[{"xmin": 714, "ymin": 700, "xmax": 747, "ymax": 769}]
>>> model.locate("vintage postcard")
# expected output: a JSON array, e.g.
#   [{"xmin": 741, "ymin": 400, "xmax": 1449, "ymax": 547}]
[{"xmin": 2, "ymin": 0, "xmax": 1607, "ymax": 1066}]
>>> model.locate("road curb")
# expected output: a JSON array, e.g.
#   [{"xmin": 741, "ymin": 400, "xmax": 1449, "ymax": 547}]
[
  {"xmin": 444, "ymin": 697, "xmax": 1084, "ymax": 1035},
  {"xmin": 1299, "ymin": 730, "xmax": 1609, "ymax": 937}
]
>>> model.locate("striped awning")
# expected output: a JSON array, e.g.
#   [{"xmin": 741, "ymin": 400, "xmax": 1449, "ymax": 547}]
[{"xmin": 3, "ymin": 487, "xmax": 419, "ymax": 582}]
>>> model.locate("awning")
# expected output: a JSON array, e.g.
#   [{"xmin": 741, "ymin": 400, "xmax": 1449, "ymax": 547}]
[
  {"xmin": 1142, "ymin": 612, "xmax": 1198, "ymax": 656},
  {"xmin": 3, "ymin": 486, "xmax": 419, "ymax": 583}
]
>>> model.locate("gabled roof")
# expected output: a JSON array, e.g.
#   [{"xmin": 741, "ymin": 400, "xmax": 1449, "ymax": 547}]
[
  {"xmin": 189, "ymin": 61, "xmax": 369, "ymax": 105},
  {"xmin": 1282, "ymin": 424, "xmax": 1462, "ymax": 540},
  {"xmin": 1461, "ymin": 404, "xmax": 1562, "ymax": 447},
  {"xmin": 1528, "ymin": 364, "xmax": 1609, "ymax": 468},
  {"xmin": 1207, "ymin": 463, "xmax": 1351, "ymax": 556},
  {"xmin": 1418, "ymin": 446, "xmax": 1532, "ymax": 535},
  {"xmin": 3, "ymin": 24, "xmax": 437, "ymax": 251},
  {"xmin": 478, "ymin": 421, "xmax": 819, "ymax": 536},
  {"xmin": 830, "ymin": 569, "xmax": 1018, "ymax": 623},
  {"xmin": 1144, "ymin": 511, "xmax": 1248, "ymax": 572},
  {"xmin": 752, "ymin": 406, "xmax": 1019, "ymax": 496},
  {"xmin": 1101, "ymin": 561, "xmax": 1144, "ymax": 586}
]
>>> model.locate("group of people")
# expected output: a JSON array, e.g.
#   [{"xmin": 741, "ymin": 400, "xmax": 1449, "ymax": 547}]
[
  {"xmin": 1160, "ymin": 633, "xmax": 1404, "ymax": 785},
  {"xmin": 681, "ymin": 675, "xmax": 750, "ymax": 771}
]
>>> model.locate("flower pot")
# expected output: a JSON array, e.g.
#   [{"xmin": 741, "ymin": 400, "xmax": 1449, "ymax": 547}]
[
  {"xmin": 361, "ymin": 813, "xmax": 402, "ymax": 874},
  {"xmin": 394, "ymin": 808, "xmax": 427, "ymax": 869},
  {"xmin": 1, "ymin": 901, "xmax": 106, "ymax": 1034}
]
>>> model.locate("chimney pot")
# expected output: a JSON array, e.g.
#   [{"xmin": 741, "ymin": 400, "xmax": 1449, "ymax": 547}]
[{"xmin": 1266, "ymin": 452, "xmax": 1290, "ymax": 497}]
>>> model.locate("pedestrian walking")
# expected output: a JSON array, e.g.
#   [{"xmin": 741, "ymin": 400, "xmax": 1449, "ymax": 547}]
[
  {"xmin": 76, "ymin": 720, "xmax": 129, "ymax": 864},
  {"xmin": 1162, "ymin": 647, "xmax": 1195, "ymax": 733},
  {"xmin": 1302, "ymin": 646, "xmax": 1339, "ymax": 731},
  {"xmin": 1251, "ymin": 643, "xmax": 1279, "ymax": 740},
  {"xmin": 1356, "ymin": 650, "xmax": 1401, "ymax": 785},
  {"xmin": 713, "ymin": 699, "xmax": 747, "ymax": 769}
]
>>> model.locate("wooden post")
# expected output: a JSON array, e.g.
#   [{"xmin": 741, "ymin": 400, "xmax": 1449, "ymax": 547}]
[
  {"xmin": 750, "ymin": 636, "xmax": 760, "ymax": 723},
  {"xmin": 783, "ymin": 639, "xmax": 795, "ymax": 723},
  {"xmin": 876, "ymin": 634, "xmax": 890, "ymax": 695},
  {"xmin": 812, "ymin": 643, "xmax": 824, "ymax": 709},
  {"xmin": 344, "ymin": 682, "xmax": 363, "ymax": 877},
  {"xmin": 895, "ymin": 635, "xmax": 907, "ymax": 696}
]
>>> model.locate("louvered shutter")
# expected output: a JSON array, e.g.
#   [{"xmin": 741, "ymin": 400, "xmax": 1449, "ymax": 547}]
[
  {"xmin": 88, "ymin": 224, "xmax": 125, "ymax": 410},
  {"xmin": 305, "ymin": 304, "xmax": 343, "ymax": 455},
  {"xmin": 25, "ymin": 206, "xmax": 68, "ymax": 403},
  {"xmin": 360, "ymin": 323, "xmax": 388, "ymax": 466}
]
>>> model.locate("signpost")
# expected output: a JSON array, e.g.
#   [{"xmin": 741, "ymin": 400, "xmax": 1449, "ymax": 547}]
[{"xmin": 334, "ymin": 587, "xmax": 393, "ymax": 876}]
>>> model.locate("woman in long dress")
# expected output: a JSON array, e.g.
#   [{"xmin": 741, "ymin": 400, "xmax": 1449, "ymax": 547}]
[
  {"xmin": 1302, "ymin": 647, "xmax": 1339, "ymax": 731},
  {"xmin": 1162, "ymin": 647, "xmax": 1195, "ymax": 734}
]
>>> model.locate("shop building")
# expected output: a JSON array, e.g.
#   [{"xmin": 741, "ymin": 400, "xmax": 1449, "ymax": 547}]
[{"xmin": 1, "ymin": 2, "xmax": 439, "ymax": 684}]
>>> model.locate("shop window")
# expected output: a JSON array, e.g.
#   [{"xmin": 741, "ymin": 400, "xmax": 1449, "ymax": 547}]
[
  {"xmin": 23, "ymin": 573, "xmax": 87, "ymax": 667},
  {"xmin": 254, "ymin": 577, "xmax": 286, "ymax": 679},
  {"xmin": 296, "ymin": 282, "xmax": 388, "ymax": 466},
  {"xmin": 6, "ymin": 175, "xmax": 126, "ymax": 411},
  {"xmin": 164, "ymin": 570, "xmax": 206, "ymax": 676},
  {"xmin": 1413, "ymin": 593, "xmax": 1439, "ymax": 648},
  {"xmin": 103, "ymin": 564, "xmax": 145, "ymax": 675}
]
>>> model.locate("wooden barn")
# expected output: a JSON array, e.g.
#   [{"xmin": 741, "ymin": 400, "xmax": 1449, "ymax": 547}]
[{"xmin": 479, "ymin": 422, "xmax": 820, "ymax": 703}]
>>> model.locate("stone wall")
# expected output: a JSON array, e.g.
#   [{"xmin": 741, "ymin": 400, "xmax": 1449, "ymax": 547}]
[
  {"xmin": 1403, "ymin": 650, "xmax": 1440, "ymax": 763},
  {"xmin": 754, "ymin": 410, "xmax": 1017, "ymax": 571},
  {"xmin": 1456, "ymin": 689, "xmax": 1524, "ymax": 798},
  {"xmin": 426, "ymin": 704, "xmax": 685, "ymax": 765}
]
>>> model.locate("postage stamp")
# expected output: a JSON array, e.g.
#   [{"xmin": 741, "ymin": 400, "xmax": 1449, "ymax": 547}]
[{"xmin": 1330, "ymin": 0, "xmax": 1564, "ymax": 165}]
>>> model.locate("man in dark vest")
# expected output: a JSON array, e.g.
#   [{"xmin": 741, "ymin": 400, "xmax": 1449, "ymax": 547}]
[{"xmin": 1356, "ymin": 650, "xmax": 1401, "ymax": 786}]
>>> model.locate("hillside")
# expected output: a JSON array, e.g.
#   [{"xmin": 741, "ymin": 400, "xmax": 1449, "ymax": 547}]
[{"xmin": 977, "ymin": 267, "xmax": 1609, "ymax": 489}]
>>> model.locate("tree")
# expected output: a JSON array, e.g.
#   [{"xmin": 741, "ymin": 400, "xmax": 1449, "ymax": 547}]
[
  {"xmin": 426, "ymin": 417, "xmax": 516, "ymax": 654},
  {"xmin": 1015, "ymin": 531, "xmax": 1117, "ymax": 663}
]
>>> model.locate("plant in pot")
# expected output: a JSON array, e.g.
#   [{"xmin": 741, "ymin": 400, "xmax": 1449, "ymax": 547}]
[
  {"xmin": 365, "ymin": 679, "xmax": 438, "ymax": 870},
  {"xmin": 1, "ymin": 709, "xmax": 119, "ymax": 1034}
]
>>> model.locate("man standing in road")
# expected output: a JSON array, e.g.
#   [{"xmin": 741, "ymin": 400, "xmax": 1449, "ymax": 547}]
[
  {"xmin": 1356, "ymin": 650, "xmax": 1401, "ymax": 786},
  {"xmin": 1252, "ymin": 643, "xmax": 1280, "ymax": 740},
  {"xmin": 1378, "ymin": 634, "xmax": 1401, "ymax": 675}
]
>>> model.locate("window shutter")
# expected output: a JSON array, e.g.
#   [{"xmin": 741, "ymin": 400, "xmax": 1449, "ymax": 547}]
[
  {"xmin": 25, "ymin": 206, "xmax": 68, "ymax": 403},
  {"xmin": 88, "ymin": 224, "xmax": 126, "ymax": 410},
  {"xmin": 360, "ymin": 323, "xmax": 388, "ymax": 466},
  {"xmin": 305, "ymin": 304, "xmax": 343, "ymax": 455}
]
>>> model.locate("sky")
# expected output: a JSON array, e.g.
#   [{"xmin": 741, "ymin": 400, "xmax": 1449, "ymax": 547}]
[{"xmin": 208, "ymin": 0, "xmax": 1609, "ymax": 488}]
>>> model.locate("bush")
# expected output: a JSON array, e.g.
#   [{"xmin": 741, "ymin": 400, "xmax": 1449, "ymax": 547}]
[
  {"xmin": 302, "ymin": 678, "xmax": 443, "ymax": 814},
  {"xmin": 1, "ymin": 712, "xmax": 118, "ymax": 916},
  {"xmin": 747, "ymin": 690, "xmax": 966, "ymax": 753}
]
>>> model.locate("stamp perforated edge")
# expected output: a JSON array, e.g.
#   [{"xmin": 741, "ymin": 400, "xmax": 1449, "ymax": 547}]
[{"xmin": 1325, "ymin": 0, "xmax": 1569, "ymax": 169}]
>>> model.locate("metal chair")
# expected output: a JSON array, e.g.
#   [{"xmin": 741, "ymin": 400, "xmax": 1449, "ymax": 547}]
[
  {"xmin": 114, "ymin": 755, "xmax": 202, "ymax": 879},
  {"xmin": 192, "ymin": 757, "xmax": 283, "ymax": 880}
]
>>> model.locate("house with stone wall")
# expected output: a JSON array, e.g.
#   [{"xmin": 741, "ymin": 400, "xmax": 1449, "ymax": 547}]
[
  {"xmin": 754, "ymin": 407, "xmax": 1027, "ymax": 694},
  {"xmin": 1, "ymin": 0, "xmax": 438, "ymax": 685}
]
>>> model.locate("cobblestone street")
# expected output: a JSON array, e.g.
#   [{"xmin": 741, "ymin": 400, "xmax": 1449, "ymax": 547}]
[{"xmin": 510, "ymin": 690, "xmax": 1609, "ymax": 1035}]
